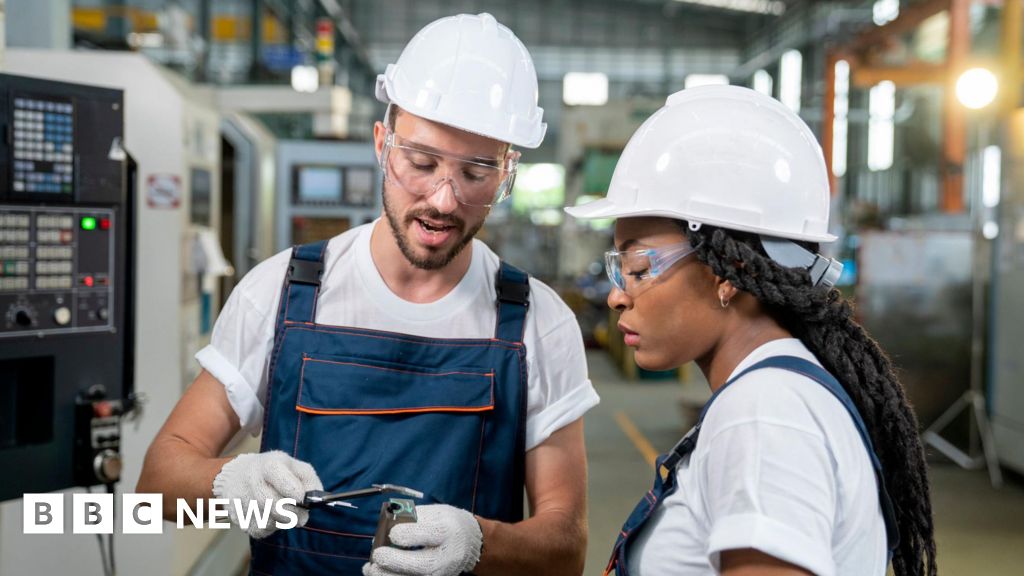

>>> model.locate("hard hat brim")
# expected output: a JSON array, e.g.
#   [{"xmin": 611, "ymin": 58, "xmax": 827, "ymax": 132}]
[
  {"xmin": 565, "ymin": 198, "xmax": 837, "ymax": 243},
  {"xmin": 564, "ymin": 198, "xmax": 622, "ymax": 219}
]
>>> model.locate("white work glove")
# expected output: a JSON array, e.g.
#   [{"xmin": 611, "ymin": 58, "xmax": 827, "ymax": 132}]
[
  {"xmin": 211, "ymin": 450, "xmax": 323, "ymax": 539},
  {"xmin": 362, "ymin": 504, "xmax": 483, "ymax": 576}
]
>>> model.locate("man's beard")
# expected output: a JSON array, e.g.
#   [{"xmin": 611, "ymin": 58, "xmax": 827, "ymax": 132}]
[{"xmin": 382, "ymin": 187, "xmax": 483, "ymax": 270}]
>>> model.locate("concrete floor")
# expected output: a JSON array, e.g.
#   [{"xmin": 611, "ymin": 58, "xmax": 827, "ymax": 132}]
[{"xmin": 581, "ymin": 349, "xmax": 1024, "ymax": 575}]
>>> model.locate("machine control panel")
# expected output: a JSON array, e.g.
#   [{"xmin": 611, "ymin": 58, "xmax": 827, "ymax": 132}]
[
  {"xmin": 11, "ymin": 94, "xmax": 75, "ymax": 196},
  {"xmin": 1, "ymin": 73, "xmax": 132, "ymax": 502},
  {"xmin": 0, "ymin": 206, "xmax": 115, "ymax": 337}
]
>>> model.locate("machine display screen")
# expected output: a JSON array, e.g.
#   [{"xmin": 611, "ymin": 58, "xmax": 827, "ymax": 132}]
[
  {"xmin": 10, "ymin": 93, "xmax": 75, "ymax": 196},
  {"xmin": 296, "ymin": 166, "xmax": 344, "ymax": 204},
  {"xmin": 344, "ymin": 167, "xmax": 376, "ymax": 207}
]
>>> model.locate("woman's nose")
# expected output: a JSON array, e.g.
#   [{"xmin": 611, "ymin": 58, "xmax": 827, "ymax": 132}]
[{"xmin": 607, "ymin": 286, "xmax": 632, "ymax": 311}]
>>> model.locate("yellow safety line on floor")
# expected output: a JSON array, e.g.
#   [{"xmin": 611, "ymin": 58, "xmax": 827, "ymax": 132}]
[{"xmin": 614, "ymin": 411, "xmax": 659, "ymax": 471}]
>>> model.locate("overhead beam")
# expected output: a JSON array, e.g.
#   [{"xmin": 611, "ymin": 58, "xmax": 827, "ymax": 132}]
[
  {"xmin": 851, "ymin": 63, "xmax": 947, "ymax": 88},
  {"xmin": 942, "ymin": 0, "xmax": 969, "ymax": 213}
]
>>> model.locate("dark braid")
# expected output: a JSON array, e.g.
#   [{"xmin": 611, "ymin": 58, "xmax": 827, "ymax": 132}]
[{"xmin": 683, "ymin": 223, "xmax": 937, "ymax": 576}]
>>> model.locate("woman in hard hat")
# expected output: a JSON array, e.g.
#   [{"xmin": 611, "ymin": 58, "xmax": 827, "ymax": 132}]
[{"xmin": 567, "ymin": 85, "xmax": 936, "ymax": 576}]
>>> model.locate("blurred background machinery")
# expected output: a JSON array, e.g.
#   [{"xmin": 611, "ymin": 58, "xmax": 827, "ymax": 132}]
[{"xmin": 0, "ymin": 73, "xmax": 135, "ymax": 498}]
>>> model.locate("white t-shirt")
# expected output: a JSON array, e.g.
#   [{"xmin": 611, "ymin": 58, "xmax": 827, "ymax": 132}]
[
  {"xmin": 628, "ymin": 339, "xmax": 887, "ymax": 576},
  {"xmin": 196, "ymin": 222, "xmax": 600, "ymax": 451}
]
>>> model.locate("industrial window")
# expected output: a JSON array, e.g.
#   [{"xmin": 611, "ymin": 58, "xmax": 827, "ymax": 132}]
[
  {"xmin": 753, "ymin": 69, "xmax": 773, "ymax": 97},
  {"xmin": 833, "ymin": 60, "xmax": 850, "ymax": 177},
  {"xmin": 868, "ymin": 81, "xmax": 896, "ymax": 172},
  {"xmin": 780, "ymin": 50, "xmax": 802, "ymax": 113}
]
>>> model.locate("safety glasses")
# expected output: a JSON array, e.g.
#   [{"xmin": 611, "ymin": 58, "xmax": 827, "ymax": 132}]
[
  {"xmin": 605, "ymin": 241, "xmax": 701, "ymax": 298},
  {"xmin": 379, "ymin": 130, "xmax": 520, "ymax": 208}
]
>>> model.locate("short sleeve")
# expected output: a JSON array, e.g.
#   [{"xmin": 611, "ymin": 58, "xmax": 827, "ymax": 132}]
[
  {"xmin": 697, "ymin": 383, "xmax": 839, "ymax": 576},
  {"xmin": 194, "ymin": 270, "xmax": 279, "ymax": 436},
  {"xmin": 524, "ymin": 312, "xmax": 600, "ymax": 450}
]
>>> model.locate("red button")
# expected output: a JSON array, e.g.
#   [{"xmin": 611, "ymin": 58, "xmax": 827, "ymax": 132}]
[
  {"xmin": 100, "ymin": 218, "xmax": 111, "ymax": 230},
  {"xmin": 83, "ymin": 276, "xmax": 94, "ymax": 287},
  {"xmin": 94, "ymin": 401, "xmax": 114, "ymax": 418}
]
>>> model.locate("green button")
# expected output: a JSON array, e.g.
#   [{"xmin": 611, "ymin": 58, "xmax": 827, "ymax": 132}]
[{"xmin": 81, "ymin": 217, "xmax": 96, "ymax": 231}]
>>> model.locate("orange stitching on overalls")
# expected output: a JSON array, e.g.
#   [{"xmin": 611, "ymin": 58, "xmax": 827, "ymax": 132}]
[
  {"xmin": 471, "ymin": 416, "xmax": 486, "ymax": 513},
  {"xmin": 293, "ymin": 358, "xmax": 308, "ymax": 457},
  {"xmin": 489, "ymin": 372, "xmax": 496, "ymax": 406},
  {"xmin": 295, "ymin": 405, "xmax": 495, "ymax": 416}
]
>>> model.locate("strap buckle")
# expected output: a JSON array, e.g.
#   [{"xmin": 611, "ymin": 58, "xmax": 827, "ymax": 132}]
[
  {"xmin": 288, "ymin": 258, "xmax": 323, "ymax": 286},
  {"xmin": 496, "ymin": 281, "xmax": 530, "ymax": 307}
]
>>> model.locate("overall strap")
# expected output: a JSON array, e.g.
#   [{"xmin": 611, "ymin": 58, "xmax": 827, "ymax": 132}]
[
  {"xmin": 279, "ymin": 240, "xmax": 328, "ymax": 325},
  {"xmin": 494, "ymin": 261, "xmax": 530, "ymax": 342}
]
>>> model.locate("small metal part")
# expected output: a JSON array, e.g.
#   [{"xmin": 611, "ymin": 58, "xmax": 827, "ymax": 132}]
[
  {"xmin": 373, "ymin": 498, "xmax": 417, "ymax": 551},
  {"xmin": 301, "ymin": 484, "xmax": 424, "ymax": 508},
  {"xmin": 372, "ymin": 484, "xmax": 425, "ymax": 499}
]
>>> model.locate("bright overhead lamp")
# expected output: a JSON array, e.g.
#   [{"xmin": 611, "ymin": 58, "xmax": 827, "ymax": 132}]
[
  {"xmin": 563, "ymin": 73, "xmax": 609, "ymax": 106},
  {"xmin": 956, "ymin": 68, "xmax": 998, "ymax": 110},
  {"xmin": 291, "ymin": 65, "xmax": 319, "ymax": 94}
]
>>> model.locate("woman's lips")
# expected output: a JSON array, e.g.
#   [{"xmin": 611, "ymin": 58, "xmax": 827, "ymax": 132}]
[{"xmin": 619, "ymin": 323, "xmax": 640, "ymax": 347}]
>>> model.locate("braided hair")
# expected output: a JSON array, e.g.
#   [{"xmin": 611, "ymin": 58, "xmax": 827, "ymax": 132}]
[{"xmin": 682, "ymin": 223, "xmax": 937, "ymax": 576}]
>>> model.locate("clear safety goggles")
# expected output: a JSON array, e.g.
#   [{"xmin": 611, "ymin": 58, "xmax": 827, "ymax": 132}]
[
  {"xmin": 605, "ymin": 241, "xmax": 701, "ymax": 298},
  {"xmin": 379, "ymin": 130, "xmax": 520, "ymax": 208}
]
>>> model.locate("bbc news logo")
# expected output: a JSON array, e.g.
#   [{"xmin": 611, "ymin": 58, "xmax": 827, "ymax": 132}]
[{"xmin": 23, "ymin": 493, "xmax": 300, "ymax": 534}]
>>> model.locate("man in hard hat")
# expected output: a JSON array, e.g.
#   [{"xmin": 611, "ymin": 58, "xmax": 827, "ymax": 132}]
[{"xmin": 137, "ymin": 12, "xmax": 598, "ymax": 576}]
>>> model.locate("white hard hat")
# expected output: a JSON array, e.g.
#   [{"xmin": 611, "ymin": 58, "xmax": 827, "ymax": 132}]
[
  {"xmin": 375, "ymin": 13, "xmax": 547, "ymax": 149},
  {"xmin": 566, "ymin": 85, "xmax": 836, "ymax": 243}
]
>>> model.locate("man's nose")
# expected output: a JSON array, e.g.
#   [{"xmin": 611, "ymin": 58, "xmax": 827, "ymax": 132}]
[{"xmin": 425, "ymin": 178, "xmax": 459, "ymax": 214}]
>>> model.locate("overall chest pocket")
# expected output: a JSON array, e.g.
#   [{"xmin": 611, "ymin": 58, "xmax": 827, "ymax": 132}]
[{"xmin": 292, "ymin": 354, "xmax": 496, "ymax": 540}]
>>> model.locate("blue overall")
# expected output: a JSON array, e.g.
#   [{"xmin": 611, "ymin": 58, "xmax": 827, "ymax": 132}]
[
  {"xmin": 250, "ymin": 240, "xmax": 531, "ymax": 575},
  {"xmin": 604, "ymin": 356, "xmax": 900, "ymax": 576}
]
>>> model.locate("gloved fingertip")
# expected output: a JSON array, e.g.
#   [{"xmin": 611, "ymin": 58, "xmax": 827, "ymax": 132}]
[
  {"xmin": 370, "ymin": 545, "xmax": 411, "ymax": 570},
  {"xmin": 384, "ymin": 523, "xmax": 417, "ymax": 548},
  {"xmin": 388, "ymin": 522, "xmax": 443, "ymax": 548}
]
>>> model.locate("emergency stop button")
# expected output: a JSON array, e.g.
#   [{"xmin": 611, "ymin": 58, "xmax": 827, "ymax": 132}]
[{"xmin": 53, "ymin": 306, "xmax": 71, "ymax": 326}]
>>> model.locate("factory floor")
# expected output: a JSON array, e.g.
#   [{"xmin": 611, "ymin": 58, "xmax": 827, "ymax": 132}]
[{"xmin": 581, "ymin": 349, "xmax": 1024, "ymax": 575}]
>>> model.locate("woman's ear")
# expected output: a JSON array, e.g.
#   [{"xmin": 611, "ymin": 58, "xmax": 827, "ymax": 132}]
[{"xmin": 715, "ymin": 278, "xmax": 739, "ymax": 309}]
